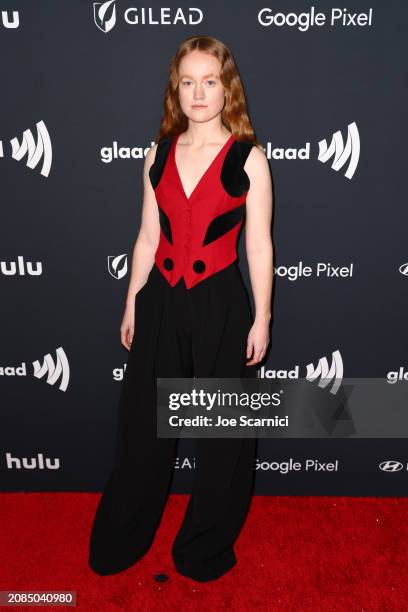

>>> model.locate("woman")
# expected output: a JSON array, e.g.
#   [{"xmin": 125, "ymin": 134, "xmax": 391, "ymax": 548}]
[{"xmin": 89, "ymin": 35, "xmax": 273, "ymax": 583}]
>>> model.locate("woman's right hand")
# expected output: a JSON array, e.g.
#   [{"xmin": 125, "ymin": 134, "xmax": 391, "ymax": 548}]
[{"xmin": 120, "ymin": 300, "xmax": 136, "ymax": 351}]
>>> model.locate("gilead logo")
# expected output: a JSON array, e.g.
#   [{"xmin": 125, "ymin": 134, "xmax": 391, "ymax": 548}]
[
  {"xmin": 124, "ymin": 6, "xmax": 203, "ymax": 25},
  {"xmin": 5, "ymin": 452, "xmax": 60, "ymax": 470},
  {"xmin": 94, "ymin": 1, "xmax": 203, "ymax": 32},
  {"xmin": 107, "ymin": 254, "xmax": 128, "ymax": 279},
  {"xmin": 94, "ymin": 0, "xmax": 116, "ymax": 33},
  {"xmin": 399, "ymin": 263, "xmax": 408, "ymax": 276}
]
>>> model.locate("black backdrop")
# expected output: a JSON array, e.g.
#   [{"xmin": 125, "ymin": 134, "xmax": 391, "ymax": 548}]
[{"xmin": 1, "ymin": 0, "xmax": 407, "ymax": 495}]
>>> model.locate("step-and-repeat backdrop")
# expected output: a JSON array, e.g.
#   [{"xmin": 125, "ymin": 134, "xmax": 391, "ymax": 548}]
[{"xmin": 1, "ymin": 1, "xmax": 407, "ymax": 495}]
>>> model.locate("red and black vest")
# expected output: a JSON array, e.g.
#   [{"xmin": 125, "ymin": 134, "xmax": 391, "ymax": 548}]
[{"xmin": 149, "ymin": 131, "xmax": 254, "ymax": 289}]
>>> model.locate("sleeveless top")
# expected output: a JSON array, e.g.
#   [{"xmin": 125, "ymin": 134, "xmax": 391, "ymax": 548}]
[{"xmin": 149, "ymin": 131, "xmax": 255, "ymax": 289}]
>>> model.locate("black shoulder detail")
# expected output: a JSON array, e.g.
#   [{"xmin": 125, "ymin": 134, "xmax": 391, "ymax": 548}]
[
  {"xmin": 221, "ymin": 140, "xmax": 255, "ymax": 197},
  {"xmin": 148, "ymin": 135, "xmax": 174, "ymax": 190},
  {"xmin": 158, "ymin": 205, "xmax": 173, "ymax": 245},
  {"xmin": 202, "ymin": 203, "xmax": 246, "ymax": 246}
]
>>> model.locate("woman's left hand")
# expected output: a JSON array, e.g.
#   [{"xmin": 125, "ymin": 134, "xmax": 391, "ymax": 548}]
[{"xmin": 246, "ymin": 317, "xmax": 271, "ymax": 365}]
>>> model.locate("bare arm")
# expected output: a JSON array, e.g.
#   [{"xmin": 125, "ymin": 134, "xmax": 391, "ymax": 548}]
[
  {"xmin": 244, "ymin": 144, "xmax": 274, "ymax": 364},
  {"xmin": 245, "ymin": 144, "xmax": 274, "ymax": 320},
  {"xmin": 125, "ymin": 144, "xmax": 161, "ymax": 308}
]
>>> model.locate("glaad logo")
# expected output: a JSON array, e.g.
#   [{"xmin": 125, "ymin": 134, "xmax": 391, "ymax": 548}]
[
  {"xmin": 399, "ymin": 263, "xmax": 408, "ymax": 276},
  {"xmin": 306, "ymin": 350, "xmax": 343, "ymax": 394},
  {"xmin": 33, "ymin": 347, "xmax": 70, "ymax": 392},
  {"xmin": 5, "ymin": 452, "xmax": 60, "ymax": 470},
  {"xmin": 1, "ymin": 10, "xmax": 19, "ymax": 29},
  {"xmin": 101, "ymin": 141, "xmax": 155, "ymax": 163},
  {"xmin": 379, "ymin": 461, "xmax": 405, "ymax": 472},
  {"xmin": 94, "ymin": 0, "xmax": 116, "ymax": 33},
  {"xmin": 318, "ymin": 121, "xmax": 360, "ymax": 179},
  {"xmin": 1, "ymin": 256, "xmax": 43, "ymax": 276},
  {"xmin": 0, "ymin": 120, "xmax": 52, "ymax": 177},
  {"xmin": 263, "ymin": 122, "xmax": 360, "ymax": 179},
  {"xmin": 113, "ymin": 365, "xmax": 127, "ymax": 381},
  {"xmin": 259, "ymin": 350, "xmax": 343, "ymax": 395},
  {"xmin": 108, "ymin": 254, "xmax": 128, "ymax": 279},
  {"xmin": 386, "ymin": 368, "xmax": 408, "ymax": 384}
]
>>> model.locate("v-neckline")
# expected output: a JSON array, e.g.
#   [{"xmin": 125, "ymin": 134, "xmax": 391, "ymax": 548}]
[{"xmin": 173, "ymin": 132, "xmax": 234, "ymax": 201}]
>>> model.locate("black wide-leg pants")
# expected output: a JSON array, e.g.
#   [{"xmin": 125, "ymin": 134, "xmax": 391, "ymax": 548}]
[{"xmin": 88, "ymin": 261, "xmax": 258, "ymax": 582}]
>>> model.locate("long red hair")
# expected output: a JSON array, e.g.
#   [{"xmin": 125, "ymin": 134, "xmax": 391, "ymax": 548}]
[{"xmin": 153, "ymin": 35, "xmax": 262, "ymax": 147}]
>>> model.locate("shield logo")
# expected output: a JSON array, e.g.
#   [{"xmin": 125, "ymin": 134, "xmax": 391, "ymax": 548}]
[
  {"xmin": 108, "ymin": 254, "xmax": 128, "ymax": 280},
  {"xmin": 94, "ymin": 0, "xmax": 116, "ymax": 33}
]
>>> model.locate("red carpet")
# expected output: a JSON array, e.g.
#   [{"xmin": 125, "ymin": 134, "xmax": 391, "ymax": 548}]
[{"xmin": 1, "ymin": 493, "xmax": 408, "ymax": 611}]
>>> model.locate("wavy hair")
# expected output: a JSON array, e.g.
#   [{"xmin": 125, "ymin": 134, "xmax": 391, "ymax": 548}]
[{"xmin": 153, "ymin": 35, "xmax": 261, "ymax": 147}]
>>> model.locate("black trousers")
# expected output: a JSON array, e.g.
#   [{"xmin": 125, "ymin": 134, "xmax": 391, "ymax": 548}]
[{"xmin": 88, "ymin": 261, "xmax": 258, "ymax": 582}]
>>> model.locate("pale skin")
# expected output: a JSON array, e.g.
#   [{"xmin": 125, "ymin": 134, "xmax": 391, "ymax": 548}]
[{"xmin": 121, "ymin": 49, "xmax": 274, "ymax": 366}]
